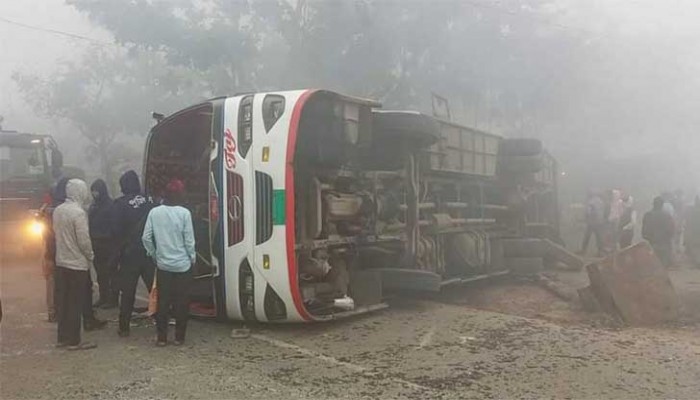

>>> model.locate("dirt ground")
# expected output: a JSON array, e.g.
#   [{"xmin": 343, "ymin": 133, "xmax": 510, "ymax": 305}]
[{"xmin": 1, "ymin": 256, "xmax": 699, "ymax": 399}]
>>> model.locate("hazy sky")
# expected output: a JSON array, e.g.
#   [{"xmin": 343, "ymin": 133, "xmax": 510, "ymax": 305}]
[
  {"xmin": 0, "ymin": 0, "xmax": 110, "ymax": 132},
  {"xmin": 2, "ymin": 0, "xmax": 699, "ymax": 133}
]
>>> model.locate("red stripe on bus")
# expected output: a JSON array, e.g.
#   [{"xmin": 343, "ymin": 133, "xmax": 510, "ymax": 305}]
[{"xmin": 285, "ymin": 90, "xmax": 316, "ymax": 322}]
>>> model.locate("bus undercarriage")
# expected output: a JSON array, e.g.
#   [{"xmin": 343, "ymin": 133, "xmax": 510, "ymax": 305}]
[{"xmin": 292, "ymin": 92, "xmax": 559, "ymax": 318}]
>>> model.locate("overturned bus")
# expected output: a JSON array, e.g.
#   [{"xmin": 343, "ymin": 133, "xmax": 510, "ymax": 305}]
[{"xmin": 143, "ymin": 89, "xmax": 559, "ymax": 322}]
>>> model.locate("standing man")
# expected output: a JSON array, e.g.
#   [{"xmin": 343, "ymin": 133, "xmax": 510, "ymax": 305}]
[
  {"xmin": 53, "ymin": 179, "xmax": 97, "ymax": 350},
  {"xmin": 684, "ymin": 196, "xmax": 700, "ymax": 268},
  {"xmin": 580, "ymin": 191, "xmax": 606, "ymax": 257},
  {"xmin": 607, "ymin": 190, "xmax": 624, "ymax": 251},
  {"xmin": 89, "ymin": 179, "xmax": 117, "ymax": 308},
  {"xmin": 113, "ymin": 170, "xmax": 155, "ymax": 337},
  {"xmin": 142, "ymin": 179, "xmax": 195, "ymax": 346},
  {"xmin": 42, "ymin": 178, "xmax": 106, "ymax": 330},
  {"xmin": 618, "ymin": 195, "xmax": 637, "ymax": 249},
  {"xmin": 40, "ymin": 177, "xmax": 69, "ymax": 323},
  {"xmin": 642, "ymin": 196, "xmax": 676, "ymax": 268}
]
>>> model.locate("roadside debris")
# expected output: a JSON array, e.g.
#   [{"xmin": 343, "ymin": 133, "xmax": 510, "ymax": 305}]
[
  {"xmin": 502, "ymin": 238, "xmax": 584, "ymax": 276},
  {"xmin": 536, "ymin": 274, "xmax": 579, "ymax": 303},
  {"xmin": 578, "ymin": 242, "xmax": 680, "ymax": 325},
  {"xmin": 230, "ymin": 328, "xmax": 251, "ymax": 339}
]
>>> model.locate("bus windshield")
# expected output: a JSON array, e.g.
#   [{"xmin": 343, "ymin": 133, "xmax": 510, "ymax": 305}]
[{"xmin": 0, "ymin": 145, "xmax": 46, "ymax": 181}]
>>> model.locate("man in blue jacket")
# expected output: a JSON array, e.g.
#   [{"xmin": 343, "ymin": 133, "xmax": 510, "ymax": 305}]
[{"xmin": 142, "ymin": 179, "xmax": 195, "ymax": 346}]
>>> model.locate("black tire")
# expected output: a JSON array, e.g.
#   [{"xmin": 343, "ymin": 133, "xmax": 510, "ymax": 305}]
[
  {"xmin": 499, "ymin": 138, "xmax": 543, "ymax": 157},
  {"xmin": 371, "ymin": 111, "xmax": 440, "ymax": 148},
  {"xmin": 362, "ymin": 111, "xmax": 440, "ymax": 170},
  {"xmin": 499, "ymin": 154, "xmax": 543, "ymax": 173}
]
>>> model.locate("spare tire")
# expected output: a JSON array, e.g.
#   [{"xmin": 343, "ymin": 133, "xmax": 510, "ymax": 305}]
[
  {"xmin": 499, "ymin": 138, "xmax": 543, "ymax": 157},
  {"xmin": 499, "ymin": 154, "xmax": 543, "ymax": 173},
  {"xmin": 372, "ymin": 111, "xmax": 440, "ymax": 148}
]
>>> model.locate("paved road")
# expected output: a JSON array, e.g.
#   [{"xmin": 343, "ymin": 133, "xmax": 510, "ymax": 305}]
[{"xmin": 1, "ymin": 256, "xmax": 699, "ymax": 399}]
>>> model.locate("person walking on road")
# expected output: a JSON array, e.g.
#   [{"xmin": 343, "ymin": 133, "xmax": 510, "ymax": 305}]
[
  {"xmin": 113, "ymin": 170, "xmax": 155, "ymax": 337},
  {"xmin": 580, "ymin": 191, "xmax": 606, "ymax": 256},
  {"xmin": 618, "ymin": 195, "xmax": 637, "ymax": 249},
  {"xmin": 53, "ymin": 179, "xmax": 98, "ymax": 350},
  {"xmin": 89, "ymin": 179, "xmax": 118, "ymax": 308},
  {"xmin": 642, "ymin": 196, "xmax": 676, "ymax": 268},
  {"xmin": 142, "ymin": 179, "xmax": 195, "ymax": 346}
]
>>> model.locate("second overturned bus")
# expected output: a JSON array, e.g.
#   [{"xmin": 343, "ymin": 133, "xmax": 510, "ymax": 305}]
[{"xmin": 143, "ymin": 89, "xmax": 559, "ymax": 322}]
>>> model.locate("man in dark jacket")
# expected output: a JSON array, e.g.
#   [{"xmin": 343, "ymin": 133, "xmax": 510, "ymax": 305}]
[
  {"xmin": 113, "ymin": 170, "xmax": 156, "ymax": 337},
  {"xmin": 89, "ymin": 179, "xmax": 117, "ymax": 308},
  {"xmin": 642, "ymin": 196, "xmax": 676, "ymax": 268}
]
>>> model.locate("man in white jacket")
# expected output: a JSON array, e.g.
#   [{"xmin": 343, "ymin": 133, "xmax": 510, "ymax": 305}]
[{"xmin": 53, "ymin": 179, "xmax": 97, "ymax": 350}]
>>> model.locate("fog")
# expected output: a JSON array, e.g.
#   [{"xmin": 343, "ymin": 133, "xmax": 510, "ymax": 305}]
[{"xmin": 1, "ymin": 0, "xmax": 699, "ymax": 205}]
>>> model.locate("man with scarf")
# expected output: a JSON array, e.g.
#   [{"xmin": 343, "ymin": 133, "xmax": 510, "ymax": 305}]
[
  {"xmin": 89, "ymin": 179, "xmax": 117, "ymax": 308},
  {"xmin": 113, "ymin": 170, "xmax": 155, "ymax": 337}
]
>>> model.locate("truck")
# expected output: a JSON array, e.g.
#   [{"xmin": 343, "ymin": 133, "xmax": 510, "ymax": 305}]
[
  {"xmin": 143, "ymin": 89, "xmax": 561, "ymax": 322},
  {"xmin": 0, "ymin": 130, "xmax": 64, "ymax": 257}
]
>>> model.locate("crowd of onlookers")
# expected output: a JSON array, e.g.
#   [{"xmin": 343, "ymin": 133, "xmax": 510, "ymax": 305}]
[
  {"xmin": 41, "ymin": 171, "xmax": 195, "ymax": 350},
  {"xmin": 580, "ymin": 188, "xmax": 700, "ymax": 268}
]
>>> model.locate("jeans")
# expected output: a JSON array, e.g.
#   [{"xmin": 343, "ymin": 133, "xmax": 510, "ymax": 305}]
[
  {"xmin": 46, "ymin": 272, "xmax": 55, "ymax": 318},
  {"xmin": 155, "ymin": 268, "xmax": 192, "ymax": 342},
  {"xmin": 118, "ymin": 255, "xmax": 155, "ymax": 333},
  {"xmin": 93, "ymin": 238, "xmax": 118, "ymax": 303},
  {"xmin": 55, "ymin": 266, "xmax": 88, "ymax": 346},
  {"xmin": 581, "ymin": 224, "xmax": 605, "ymax": 255}
]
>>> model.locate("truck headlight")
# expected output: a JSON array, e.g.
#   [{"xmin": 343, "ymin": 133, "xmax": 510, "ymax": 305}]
[{"xmin": 28, "ymin": 220, "xmax": 45, "ymax": 237}]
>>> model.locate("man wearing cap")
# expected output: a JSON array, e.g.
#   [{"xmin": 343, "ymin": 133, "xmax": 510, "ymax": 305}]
[{"xmin": 142, "ymin": 179, "xmax": 195, "ymax": 346}]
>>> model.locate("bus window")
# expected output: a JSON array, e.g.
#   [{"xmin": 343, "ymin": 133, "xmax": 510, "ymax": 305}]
[
  {"xmin": 262, "ymin": 95, "xmax": 285, "ymax": 133},
  {"xmin": 238, "ymin": 95, "xmax": 253, "ymax": 157}
]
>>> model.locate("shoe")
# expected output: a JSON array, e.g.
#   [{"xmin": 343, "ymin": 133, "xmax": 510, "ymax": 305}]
[
  {"xmin": 84, "ymin": 319, "xmax": 108, "ymax": 331},
  {"xmin": 55, "ymin": 342, "xmax": 68, "ymax": 349},
  {"xmin": 156, "ymin": 340, "xmax": 167, "ymax": 347},
  {"xmin": 67, "ymin": 342, "xmax": 97, "ymax": 351},
  {"xmin": 173, "ymin": 340, "xmax": 184, "ymax": 346},
  {"xmin": 117, "ymin": 329, "xmax": 130, "ymax": 337}
]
